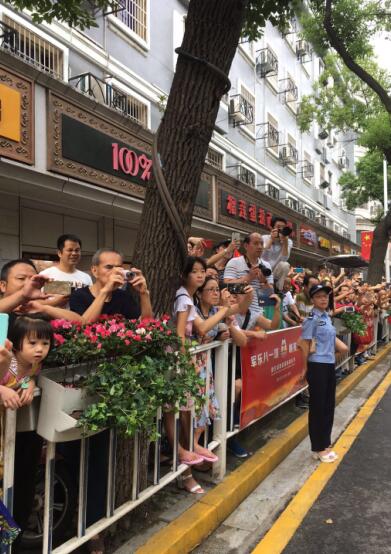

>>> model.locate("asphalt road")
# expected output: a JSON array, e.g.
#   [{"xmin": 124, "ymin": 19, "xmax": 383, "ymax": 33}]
[{"xmin": 283, "ymin": 385, "xmax": 391, "ymax": 554}]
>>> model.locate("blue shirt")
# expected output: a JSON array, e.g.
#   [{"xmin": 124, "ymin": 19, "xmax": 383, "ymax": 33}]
[{"xmin": 301, "ymin": 309, "xmax": 336, "ymax": 364}]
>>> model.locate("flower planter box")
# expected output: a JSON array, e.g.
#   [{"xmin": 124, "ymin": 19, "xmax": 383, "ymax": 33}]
[{"xmin": 37, "ymin": 364, "xmax": 99, "ymax": 443}]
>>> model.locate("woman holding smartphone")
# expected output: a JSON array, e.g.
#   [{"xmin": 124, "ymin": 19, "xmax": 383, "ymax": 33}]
[{"xmin": 299, "ymin": 284, "xmax": 348, "ymax": 463}]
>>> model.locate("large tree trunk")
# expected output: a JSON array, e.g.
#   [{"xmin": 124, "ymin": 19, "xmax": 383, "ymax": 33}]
[
  {"xmin": 367, "ymin": 209, "xmax": 391, "ymax": 284},
  {"xmin": 133, "ymin": 0, "xmax": 247, "ymax": 314}
]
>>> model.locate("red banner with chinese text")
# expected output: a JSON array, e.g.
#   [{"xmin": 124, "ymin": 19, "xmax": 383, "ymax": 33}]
[
  {"xmin": 240, "ymin": 327, "xmax": 306, "ymax": 428},
  {"xmin": 361, "ymin": 231, "xmax": 373, "ymax": 261}
]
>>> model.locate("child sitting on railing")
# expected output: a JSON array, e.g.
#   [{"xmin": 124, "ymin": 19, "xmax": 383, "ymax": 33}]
[{"xmin": 0, "ymin": 313, "xmax": 54, "ymax": 547}]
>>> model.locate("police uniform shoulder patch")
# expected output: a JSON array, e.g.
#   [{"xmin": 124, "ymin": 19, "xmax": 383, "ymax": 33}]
[{"xmin": 308, "ymin": 312, "xmax": 314, "ymax": 319}]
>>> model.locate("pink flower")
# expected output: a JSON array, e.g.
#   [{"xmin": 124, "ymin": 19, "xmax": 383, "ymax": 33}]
[
  {"xmin": 53, "ymin": 333, "xmax": 65, "ymax": 345},
  {"xmin": 97, "ymin": 343, "xmax": 102, "ymax": 350}
]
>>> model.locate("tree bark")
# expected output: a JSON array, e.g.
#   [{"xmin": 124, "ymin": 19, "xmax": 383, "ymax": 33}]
[
  {"xmin": 132, "ymin": 0, "xmax": 248, "ymax": 314},
  {"xmin": 367, "ymin": 209, "xmax": 391, "ymax": 284}
]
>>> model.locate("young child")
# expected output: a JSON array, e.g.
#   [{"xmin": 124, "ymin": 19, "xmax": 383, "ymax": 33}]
[
  {"xmin": 0, "ymin": 313, "xmax": 53, "ymax": 547},
  {"xmin": 0, "ymin": 314, "xmax": 54, "ymax": 409}
]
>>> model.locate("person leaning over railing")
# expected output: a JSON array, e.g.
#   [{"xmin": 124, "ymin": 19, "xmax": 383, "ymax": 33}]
[
  {"xmin": 171, "ymin": 257, "xmax": 252, "ymax": 494},
  {"xmin": 0, "ymin": 259, "xmax": 82, "ymax": 323},
  {"xmin": 298, "ymin": 284, "xmax": 348, "ymax": 464},
  {"xmin": 178, "ymin": 276, "xmax": 249, "ymax": 483}
]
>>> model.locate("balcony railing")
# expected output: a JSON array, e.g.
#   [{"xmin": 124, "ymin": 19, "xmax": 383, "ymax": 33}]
[
  {"xmin": 69, "ymin": 73, "xmax": 148, "ymax": 127},
  {"xmin": 256, "ymin": 47, "xmax": 278, "ymax": 78},
  {"xmin": 1, "ymin": 17, "xmax": 64, "ymax": 79}
]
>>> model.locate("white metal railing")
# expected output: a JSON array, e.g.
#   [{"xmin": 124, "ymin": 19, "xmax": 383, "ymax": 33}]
[{"xmin": 2, "ymin": 322, "xmax": 389, "ymax": 553}]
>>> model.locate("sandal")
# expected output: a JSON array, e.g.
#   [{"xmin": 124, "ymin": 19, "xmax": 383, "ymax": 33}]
[
  {"xmin": 87, "ymin": 535, "xmax": 105, "ymax": 554},
  {"xmin": 177, "ymin": 474, "xmax": 205, "ymax": 494},
  {"xmin": 312, "ymin": 451, "xmax": 338, "ymax": 463},
  {"xmin": 194, "ymin": 445, "xmax": 219, "ymax": 463},
  {"xmin": 179, "ymin": 453, "xmax": 204, "ymax": 466}
]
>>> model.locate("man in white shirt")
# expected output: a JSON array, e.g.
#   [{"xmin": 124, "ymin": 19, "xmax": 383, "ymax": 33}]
[
  {"xmin": 224, "ymin": 233, "xmax": 273, "ymax": 315},
  {"xmin": 40, "ymin": 234, "xmax": 92, "ymax": 306},
  {"xmin": 262, "ymin": 216, "xmax": 293, "ymax": 291}
]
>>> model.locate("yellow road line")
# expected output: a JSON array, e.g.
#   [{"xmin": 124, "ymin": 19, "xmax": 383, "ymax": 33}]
[{"xmin": 252, "ymin": 368, "xmax": 391, "ymax": 554}]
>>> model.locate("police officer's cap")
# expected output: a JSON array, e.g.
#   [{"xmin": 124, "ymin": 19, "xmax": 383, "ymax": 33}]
[{"xmin": 309, "ymin": 284, "xmax": 332, "ymax": 298}]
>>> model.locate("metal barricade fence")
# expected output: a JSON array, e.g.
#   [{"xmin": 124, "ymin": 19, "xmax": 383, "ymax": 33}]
[{"xmin": 2, "ymin": 323, "xmax": 389, "ymax": 553}]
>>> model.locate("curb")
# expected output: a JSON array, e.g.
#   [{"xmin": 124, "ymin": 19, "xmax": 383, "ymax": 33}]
[{"xmin": 136, "ymin": 344, "xmax": 391, "ymax": 554}]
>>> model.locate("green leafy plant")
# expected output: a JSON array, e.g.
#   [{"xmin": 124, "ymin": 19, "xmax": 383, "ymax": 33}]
[
  {"xmin": 46, "ymin": 315, "xmax": 204, "ymax": 437},
  {"xmin": 340, "ymin": 311, "xmax": 366, "ymax": 335}
]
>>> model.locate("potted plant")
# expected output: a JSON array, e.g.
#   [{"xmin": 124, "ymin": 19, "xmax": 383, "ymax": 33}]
[{"xmin": 37, "ymin": 317, "xmax": 203, "ymax": 442}]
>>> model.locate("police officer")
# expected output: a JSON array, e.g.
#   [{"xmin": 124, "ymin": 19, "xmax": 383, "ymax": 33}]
[{"xmin": 300, "ymin": 284, "xmax": 348, "ymax": 463}]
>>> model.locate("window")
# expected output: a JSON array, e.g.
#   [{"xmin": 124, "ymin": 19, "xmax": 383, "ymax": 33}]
[
  {"xmin": 115, "ymin": 0, "xmax": 148, "ymax": 43},
  {"xmin": 327, "ymin": 170, "xmax": 333, "ymax": 194},
  {"xmin": 239, "ymin": 84, "xmax": 255, "ymax": 135},
  {"xmin": 287, "ymin": 133, "xmax": 298, "ymax": 171},
  {"xmin": 303, "ymin": 151, "xmax": 313, "ymax": 184},
  {"xmin": 206, "ymin": 147, "xmax": 223, "ymax": 170},
  {"xmin": 257, "ymin": 45, "xmax": 278, "ymax": 91},
  {"xmin": 111, "ymin": 86, "xmax": 148, "ymax": 126},
  {"xmin": 286, "ymin": 73, "xmax": 298, "ymax": 114},
  {"xmin": 266, "ymin": 113, "xmax": 279, "ymax": 156},
  {"xmin": 3, "ymin": 15, "xmax": 64, "ymax": 79},
  {"xmin": 319, "ymin": 162, "xmax": 327, "ymax": 187}
]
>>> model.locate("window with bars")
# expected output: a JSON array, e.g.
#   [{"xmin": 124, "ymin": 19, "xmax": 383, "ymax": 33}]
[
  {"xmin": 3, "ymin": 16, "xmax": 64, "ymax": 79},
  {"xmin": 240, "ymin": 84, "xmax": 255, "ymax": 135},
  {"xmin": 303, "ymin": 151, "xmax": 313, "ymax": 183},
  {"xmin": 287, "ymin": 134, "xmax": 298, "ymax": 171},
  {"xmin": 206, "ymin": 147, "xmax": 223, "ymax": 170},
  {"xmin": 116, "ymin": 0, "xmax": 148, "ymax": 42},
  {"xmin": 111, "ymin": 86, "xmax": 148, "ymax": 127},
  {"xmin": 266, "ymin": 113, "xmax": 279, "ymax": 155}
]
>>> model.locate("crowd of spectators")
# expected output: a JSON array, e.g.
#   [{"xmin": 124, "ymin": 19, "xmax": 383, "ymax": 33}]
[{"xmin": 0, "ymin": 224, "xmax": 390, "ymax": 550}]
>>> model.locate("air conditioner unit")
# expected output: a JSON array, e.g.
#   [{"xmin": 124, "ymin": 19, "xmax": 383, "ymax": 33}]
[
  {"xmin": 266, "ymin": 183, "xmax": 279, "ymax": 200},
  {"xmin": 314, "ymin": 140, "xmax": 323, "ymax": 154},
  {"xmin": 285, "ymin": 198, "xmax": 295, "ymax": 209},
  {"xmin": 229, "ymin": 97, "xmax": 246, "ymax": 123},
  {"xmin": 238, "ymin": 167, "xmax": 256, "ymax": 187},
  {"xmin": 320, "ymin": 180, "xmax": 330, "ymax": 189},
  {"xmin": 318, "ymin": 128, "xmax": 329, "ymax": 140},
  {"xmin": 315, "ymin": 213, "xmax": 322, "ymax": 223},
  {"xmin": 256, "ymin": 48, "xmax": 278, "ymax": 78},
  {"xmin": 338, "ymin": 156, "xmax": 349, "ymax": 169},
  {"xmin": 334, "ymin": 223, "xmax": 340, "ymax": 233},
  {"xmin": 279, "ymin": 145, "xmax": 298, "ymax": 165},
  {"xmin": 296, "ymin": 39, "xmax": 310, "ymax": 58},
  {"xmin": 303, "ymin": 162, "xmax": 314, "ymax": 179},
  {"xmin": 326, "ymin": 134, "xmax": 334, "ymax": 148}
]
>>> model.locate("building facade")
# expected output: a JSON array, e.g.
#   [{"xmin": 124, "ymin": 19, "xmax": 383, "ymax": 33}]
[{"xmin": 0, "ymin": 0, "xmax": 357, "ymax": 271}]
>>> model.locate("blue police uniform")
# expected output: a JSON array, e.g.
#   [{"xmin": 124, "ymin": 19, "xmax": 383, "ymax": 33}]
[
  {"xmin": 302, "ymin": 309, "xmax": 336, "ymax": 364},
  {"xmin": 301, "ymin": 307, "xmax": 337, "ymax": 452}
]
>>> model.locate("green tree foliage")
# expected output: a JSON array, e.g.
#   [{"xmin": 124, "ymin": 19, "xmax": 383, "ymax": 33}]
[
  {"xmin": 339, "ymin": 150, "xmax": 385, "ymax": 210},
  {"xmin": 4, "ymin": 0, "xmax": 115, "ymax": 29}
]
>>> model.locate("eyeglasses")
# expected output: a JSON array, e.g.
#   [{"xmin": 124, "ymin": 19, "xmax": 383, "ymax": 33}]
[{"xmin": 203, "ymin": 288, "xmax": 220, "ymax": 293}]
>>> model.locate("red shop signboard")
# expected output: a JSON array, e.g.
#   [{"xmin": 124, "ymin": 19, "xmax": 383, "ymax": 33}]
[
  {"xmin": 221, "ymin": 190, "xmax": 297, "ymax": 238},
  {"xmin": 240, "ymin": 327, "xmax": 306, "ymax": 428}
]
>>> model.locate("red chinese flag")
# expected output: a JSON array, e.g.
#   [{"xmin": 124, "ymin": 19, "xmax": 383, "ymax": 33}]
[{"xmin": 361, "ymin": 231, "xmax": 373, "ymax": 261}]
